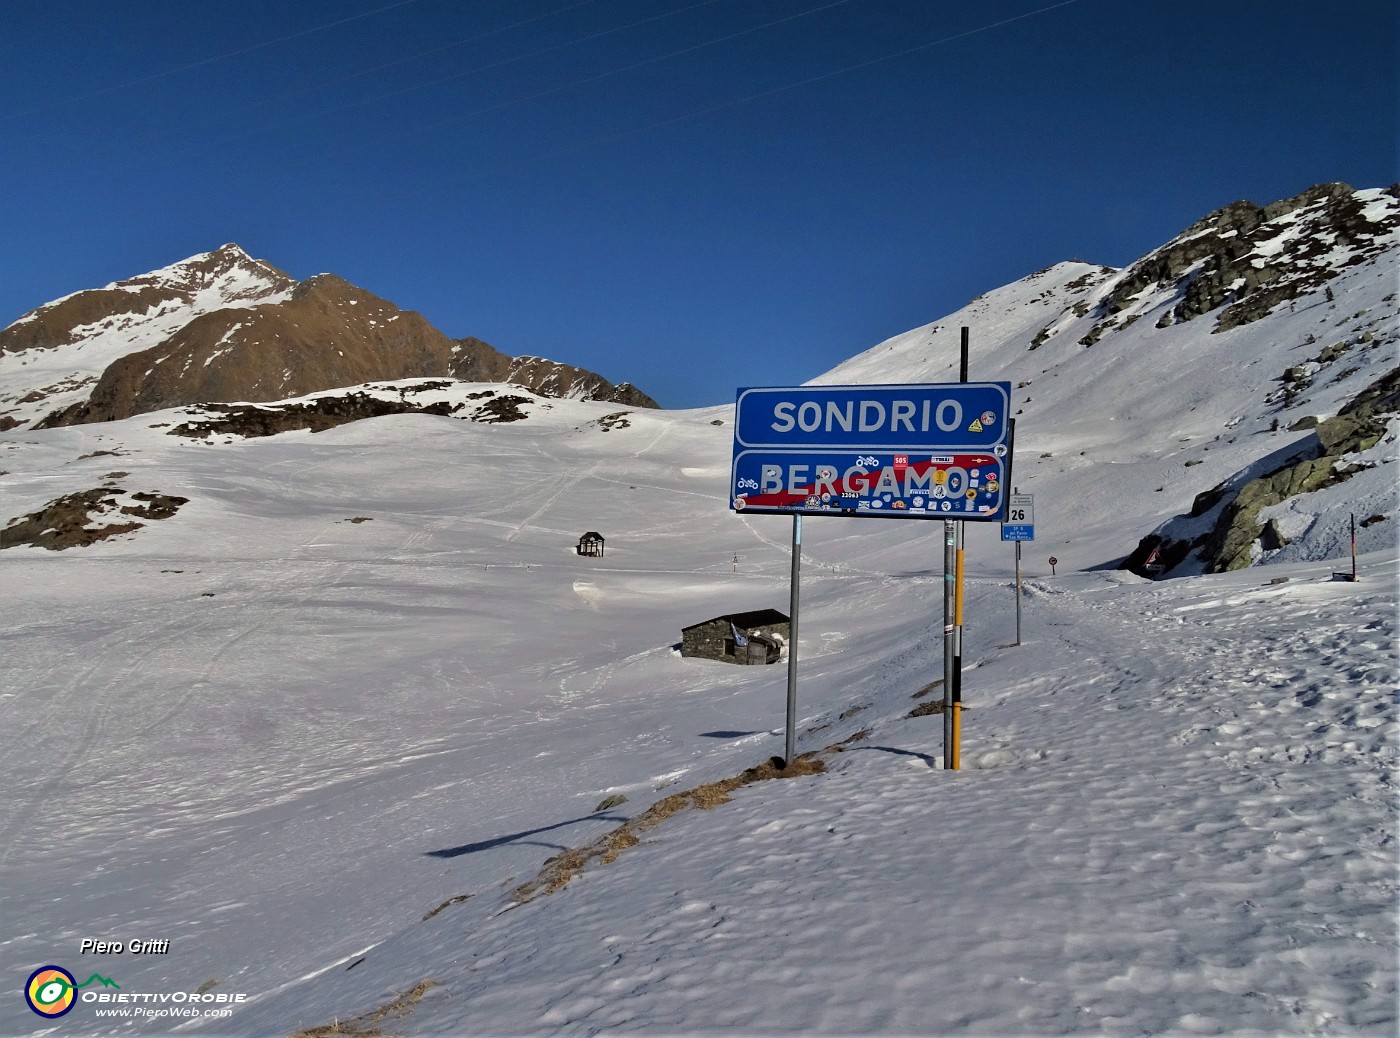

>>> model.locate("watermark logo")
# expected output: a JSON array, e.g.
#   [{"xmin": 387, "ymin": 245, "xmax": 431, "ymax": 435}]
[{"xmin": 25, "ymin": 966, "xmax": 120, "ymax": 1017}]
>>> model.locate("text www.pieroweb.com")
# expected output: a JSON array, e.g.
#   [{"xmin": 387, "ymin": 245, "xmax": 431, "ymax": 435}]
[{"xmin": 93, "ymin": 1004, "xmax": 233, "ymax": 1020}]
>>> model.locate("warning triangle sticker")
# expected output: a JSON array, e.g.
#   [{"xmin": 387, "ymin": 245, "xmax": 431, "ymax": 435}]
[{"xmin": 968, "ymin": 419, "xmax": 984, "ymax": 432}]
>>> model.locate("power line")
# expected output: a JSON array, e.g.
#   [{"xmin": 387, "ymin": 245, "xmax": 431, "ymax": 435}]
[
  {"xmin": 92, "ymin": 0, "xmax": 725, "ymax": 168},
  {"xmin": 570, "ymin": 0, "xmax": 1086, "ymax": 151},
  {"xmin": 65, "ymin": 0, "xmax": 605, "ymax": 156},
  {"xmin": 435, "ymin": 0, "xmax": 1085, "ymax": 184},
  {"xmin": 0, "ymin": 0, "xmax": 427, "ymax": 122},
  {"xmin": 308, "ymin": 0, "xmax": 857, "ymax": 161},
  {"xmin": 246, "ymin": 0, "xmax": 731, "ymax": 141}
]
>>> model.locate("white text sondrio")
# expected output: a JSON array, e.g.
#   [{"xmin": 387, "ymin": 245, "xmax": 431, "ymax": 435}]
[{"xmin": 769, "ymin": 399, "xmax": 963, "ymax": 435}]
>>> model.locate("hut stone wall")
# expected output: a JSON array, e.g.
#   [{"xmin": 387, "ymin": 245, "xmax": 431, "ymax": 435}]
[{"xmin": 681, "ymin": 611, "xmax": 789, "ymax": 665}]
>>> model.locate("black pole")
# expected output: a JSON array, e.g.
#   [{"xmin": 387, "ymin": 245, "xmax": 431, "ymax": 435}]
[
  {"xmin": 952, "ymin": 323, "xmax": 974, "ymax": 711},
  {"xmin": 1351, "ymin": 512, "xmax": 1357, "ymax": 581},
  {"xmin": 951, "ymin": 326, "xmax": 969, "ymax": 742}
]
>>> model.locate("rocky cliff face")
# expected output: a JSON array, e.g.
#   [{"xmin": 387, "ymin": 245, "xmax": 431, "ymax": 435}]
[
  {"xmin": 1123, "ymin": 368, "xmax": 1398, "ymax": 576},
  {"xmin": 2, "ymin": 245, "xmax": 656, "ymax": 430},
  {"xmin": 1041, "ymin": 183, "xmax": 1400, "ymax": 348}
]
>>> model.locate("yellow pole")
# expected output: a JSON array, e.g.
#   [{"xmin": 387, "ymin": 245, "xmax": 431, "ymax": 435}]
[{"xmin": 951, "ymin": 702, "xmax": 961, "ymax": 769}]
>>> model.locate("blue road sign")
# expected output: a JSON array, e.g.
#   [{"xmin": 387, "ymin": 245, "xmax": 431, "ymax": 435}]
[
  {"xmin": 1001, "ymin": 524, "xmax": 1035, "ymax": 541},
  {"xmin": 735, "ymin": 384, "xmax": 1010, "ymax": 452},
  {"xmin": 731, "ymin": 383, "xmax": 1012, "ymax": 521}
]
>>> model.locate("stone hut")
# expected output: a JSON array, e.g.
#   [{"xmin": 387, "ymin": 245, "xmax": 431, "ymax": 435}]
[
  {"xmin": 681, "ymin": 609, "xmax": 789, "ymax": 665},
  {"xmin": 577, "ymin": 531, "xmax": 604, "ymax": 557}
]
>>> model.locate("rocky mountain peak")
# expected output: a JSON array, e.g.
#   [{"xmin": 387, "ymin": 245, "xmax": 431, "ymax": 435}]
[
  {"xmin": 1, "ymin": 244, "xmax": 294, "ymax": 356},
  {"xmin": 1175, "ymin": 183, "xmax": 1349, "ymax": 241},
  {"xmin": 1063, "ymin": 183, "xmax": 1399, "ymax": 347},
  {"xmin": 2, "ymin": 247, "xmax": 658, "ymax": 430}
]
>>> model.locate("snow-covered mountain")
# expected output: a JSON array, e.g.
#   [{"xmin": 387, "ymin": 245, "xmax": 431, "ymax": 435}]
[
  {"xmin": 1, "ymin": 184, "xmax": 1395, "ymax": 1037},
  {"xmin": 0, "ymin": 245, "xmax": 655, "ymax": 431},
  {"xmin": 0, "ymin": 245, "xmax": 296, "ymax": 430},
  {"xmin": 815, "ymin": 182, "xmax": 1398, "ymax": 575}
]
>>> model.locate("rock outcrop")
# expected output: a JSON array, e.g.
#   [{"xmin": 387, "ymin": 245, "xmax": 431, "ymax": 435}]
[
  {"xmin": 1123, "ymin": 367, "xmax": 1399, "ymax": 576},
  {"xmin": 1047, "ymin": 183, "xmax": 1400, "ymax": 349}
]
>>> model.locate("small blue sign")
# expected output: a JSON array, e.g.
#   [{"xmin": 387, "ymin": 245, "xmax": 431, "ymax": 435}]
[{"xmin": 1001, "ymin": 524, "xmax": 1035, "ymax": 541}]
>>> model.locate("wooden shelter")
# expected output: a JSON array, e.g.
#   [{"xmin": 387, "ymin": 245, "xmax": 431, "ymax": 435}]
[
  {"xmin": 681, "ymin": 608, "xmax": 789, "ymax": 665},
  {"xmin": 576, "ymin": 531, "xmax": 605, "ymax": 557}
]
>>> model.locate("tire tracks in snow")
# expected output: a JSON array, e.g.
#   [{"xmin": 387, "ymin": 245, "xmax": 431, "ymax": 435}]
[{"xmin": 0, "ymin": 519, "xmax": 363, "ymax": 866}]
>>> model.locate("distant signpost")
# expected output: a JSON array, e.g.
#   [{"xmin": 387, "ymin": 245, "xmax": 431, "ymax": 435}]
[{"xmin": 1002, "ymin": 493, "xmax": 1035, "ymax": 645}]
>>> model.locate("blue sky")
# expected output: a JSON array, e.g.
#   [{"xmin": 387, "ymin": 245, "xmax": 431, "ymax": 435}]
[{"xmin": 2, "ymin": 0, "xmax": 1395, "ymax": 408}]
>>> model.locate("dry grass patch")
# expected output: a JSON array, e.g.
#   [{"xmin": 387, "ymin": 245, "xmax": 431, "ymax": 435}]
[
  {"xmin": 912, "ymin": 679, "xmax": 944, "ymax": 699},
  {"xmin": 290, "ymin": 980, "xmax": 438, "ymax": 1038},
  {"xmin": 421, "ymin": 893, "xmax": 472, "ymax": 921},
  {"xmin": 513, "ymin": 753, "xmax": 828, "ymax": 903}
]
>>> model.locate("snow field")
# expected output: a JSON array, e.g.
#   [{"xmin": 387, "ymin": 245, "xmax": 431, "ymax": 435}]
[
  {"xmin": 228, "ymin": 550, "xmax": 1397, "ymax": 1037},
  {"xmin": 2, "ymin": 200, "xmax": 1396, "ymax": 1035}
]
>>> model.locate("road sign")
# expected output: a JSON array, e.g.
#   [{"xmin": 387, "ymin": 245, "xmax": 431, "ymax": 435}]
[
  {"xmin": 1001, "ymin": 492, "xmax": 1034, "ymax": 539},
  {"xmin": 1005, "ymin": 493, "xmax": 1033, "ymax": 525},
  {"xmin": 731, "ymin": 383, "xmax": 1012, "ymax": 521}
]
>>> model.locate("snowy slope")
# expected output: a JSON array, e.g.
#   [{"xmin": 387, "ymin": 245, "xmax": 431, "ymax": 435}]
[{"xmin": 2, "ymin": 186, "xmax": 1396, "ymax": 1037}]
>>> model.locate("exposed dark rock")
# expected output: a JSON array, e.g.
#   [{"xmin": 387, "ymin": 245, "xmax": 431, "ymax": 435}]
[
  {"xmin": 1, "ymin": 487, "xmax": 186, "ymax": 550},
  {"xmin": 1069, "ymin": 183, "xmax": 1399, "ymax": 347},
  {"xmin": 1259, "ymin": 517, "xmax": 1291, "ymax": 551},
  {"xmin": 120, "ymin": 491, "xmax": 188, "ymax": 520},
  {"xmin": 595, "ymin": 412, "xmax": 632, "ymax": 431},
  {"xmin": 169, "ymin": 392, "xmax": 465, "ymax": 439},
  {"xmin": 471, "ymin": 395, "xmax": 531, "ymax": 423},
  {"xmin": 1189, "ymin": 484, "xmax": 1229, "ymax": 517},
  {"xmin": 1123, "ymin": 366, "xmax": 1399, "ymax": 576}
]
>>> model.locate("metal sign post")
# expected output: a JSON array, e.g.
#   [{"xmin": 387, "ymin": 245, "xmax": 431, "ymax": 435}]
[
  {"xmin": 951, "ymin": 519, "xmax": 965, "ymax": 768},
  {"xmin": 943, "ymin": 519, "xmax": 956, "ymax": 768},
  {"xmin": 1015, "ymin": 540, "xmax": 1023, "ymax": 646},
  {"xmin": 785, "ymin": 514, "xmax": 802, "ymax": 766}
]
